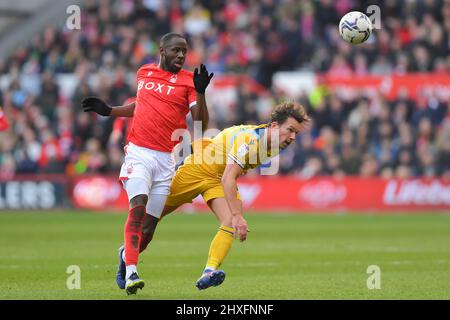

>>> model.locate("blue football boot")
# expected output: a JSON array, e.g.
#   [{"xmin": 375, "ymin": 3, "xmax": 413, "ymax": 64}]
[
  {"xmin": 196, "ymin": 269, "xmax": 226, "ymax": 290},
  {"xmin": 116, "ymin": 245, "xmax": 126, "ymax": 289},
  {"xmin": 125, "ymin": 272, "xmax": 145, "ymax": 295}
]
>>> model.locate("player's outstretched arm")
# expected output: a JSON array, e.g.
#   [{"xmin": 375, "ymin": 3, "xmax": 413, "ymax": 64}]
[
  {"xmin": 191, "ymin": 64, "xmax": 214, "ymax": 132},
  {"xmin": 221, "ymin": 162, "xmax": 248, "ymax": 242},
  {"xmin": 81, "ymin": 96, "xmax": 135, "ymax": 117}
]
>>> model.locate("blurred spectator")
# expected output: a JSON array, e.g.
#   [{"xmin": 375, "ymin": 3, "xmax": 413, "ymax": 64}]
[
  {"xmin": 37, "ymin": 128, "xmax": 65, "ymax": 173},
  {"xmin": 184, "ymin": 3, "xmax": 212, "ymax": 36},
  {"xmin": 299, "ymin": 156, "xmax": 324, "ymax": 179},
  {"xmin": 436, "ymin": 125, "xmax": 450, "ymax": 177},
  {"xmin": 360, "ymin": 153, "xmax": 379, "ymax": 177},
  {"xmin": 36, "ymin": 71, "xmax": 59, "ymax": 123},
  {"xmin": 0, "ymin": 106, "xmax": 9, "ymax": 131}
]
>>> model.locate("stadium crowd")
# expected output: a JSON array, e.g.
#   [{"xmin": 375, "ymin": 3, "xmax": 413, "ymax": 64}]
[{"xmin": 0, "ymin": 0, "xmax": 449, "ymax": 179}]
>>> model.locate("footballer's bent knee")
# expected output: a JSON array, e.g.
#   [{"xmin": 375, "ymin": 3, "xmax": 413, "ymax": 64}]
[{"xmin": 130, "ymin": 194, "xmax": 148, "ymax": 208}]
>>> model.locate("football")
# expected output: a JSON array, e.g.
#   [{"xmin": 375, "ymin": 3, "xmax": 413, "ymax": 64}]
[{"xmin": 339, "ymin": 11, "xmax": 373, "ymax": 45}]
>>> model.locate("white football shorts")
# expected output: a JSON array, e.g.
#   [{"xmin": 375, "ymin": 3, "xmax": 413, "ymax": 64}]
[{"xmin": 119, "ymin": 142, "xmax": 175, "ymax": 218}]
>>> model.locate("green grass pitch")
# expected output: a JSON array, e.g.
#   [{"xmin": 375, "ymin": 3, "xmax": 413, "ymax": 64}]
[{"xmin": 0, "ymin": 211, "xmax": 449, "ymax": 299}]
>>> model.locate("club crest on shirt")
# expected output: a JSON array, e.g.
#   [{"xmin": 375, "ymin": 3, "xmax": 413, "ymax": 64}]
[
  {"xmin": 127, "ymin": 163, "xmax": 133, "ymax": 174},
  {"xmin": 170, "ymin": 74, "xmax": 177, "ymax": 83}
]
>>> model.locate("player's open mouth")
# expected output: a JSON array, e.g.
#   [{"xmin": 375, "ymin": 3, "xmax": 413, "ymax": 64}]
[{"xmin": 174, "ymin": 61, "xmax": 183, "ymax": 68}]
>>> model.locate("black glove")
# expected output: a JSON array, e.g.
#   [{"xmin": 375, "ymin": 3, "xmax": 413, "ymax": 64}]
[
  {"xmin": 81, "ymin": 96, "xmax": 112, "ymax": 116},
  {"xmin": 193, "ymin": 64, "xmax": 214, "ymax": 94}
]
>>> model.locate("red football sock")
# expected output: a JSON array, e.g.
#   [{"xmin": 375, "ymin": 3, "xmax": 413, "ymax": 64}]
[{"xmin": 124, "ymin": 205, "xmax": 146, "ymax": 266}]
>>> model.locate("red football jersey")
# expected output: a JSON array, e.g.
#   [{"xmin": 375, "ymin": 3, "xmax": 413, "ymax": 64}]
[{"xmin": 128, "ymin": 63, "xmax": 197, "ymax": 152}]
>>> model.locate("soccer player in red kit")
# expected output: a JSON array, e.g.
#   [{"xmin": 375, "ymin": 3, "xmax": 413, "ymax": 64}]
[{"xmin": 81, "ymin": 33, "xmax": 213, "ymax": 295}]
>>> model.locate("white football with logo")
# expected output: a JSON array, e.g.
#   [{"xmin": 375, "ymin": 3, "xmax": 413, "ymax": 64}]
[{"xmin": 339, "ymin": 11, "xmax": 373, "ymax": 45}]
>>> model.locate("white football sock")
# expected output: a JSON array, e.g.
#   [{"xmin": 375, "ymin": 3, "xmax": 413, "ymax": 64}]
[
  {"xmin": 204, "ymin": 266, "xmax": 216, "ymax": 273},
  {"xmin": 126, "ymin": 265, "xmax": 137, "ymax": 280}
]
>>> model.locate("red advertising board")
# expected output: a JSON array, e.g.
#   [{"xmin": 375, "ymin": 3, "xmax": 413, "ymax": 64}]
[
  {"xmin": 71, "ymin": 176, "xmax": 450, "ymax": 212},
  {"xmin": 72, "ymin": 176, "xmax": 127, "ymax": 210}
]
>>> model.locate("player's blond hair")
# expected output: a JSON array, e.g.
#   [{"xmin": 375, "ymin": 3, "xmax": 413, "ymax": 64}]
[{"xmin": 270, "ymin": 101, "xmax": 310, "ymax": 125}]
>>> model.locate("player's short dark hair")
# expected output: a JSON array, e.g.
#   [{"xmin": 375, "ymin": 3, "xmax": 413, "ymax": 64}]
[
  {"xmin": 270, "ymin": 101, "xmax": 310, "ymax": 125},
  {"xmin": 160, "ymin": 33, "xmax": 186, "ymax": 48}
]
